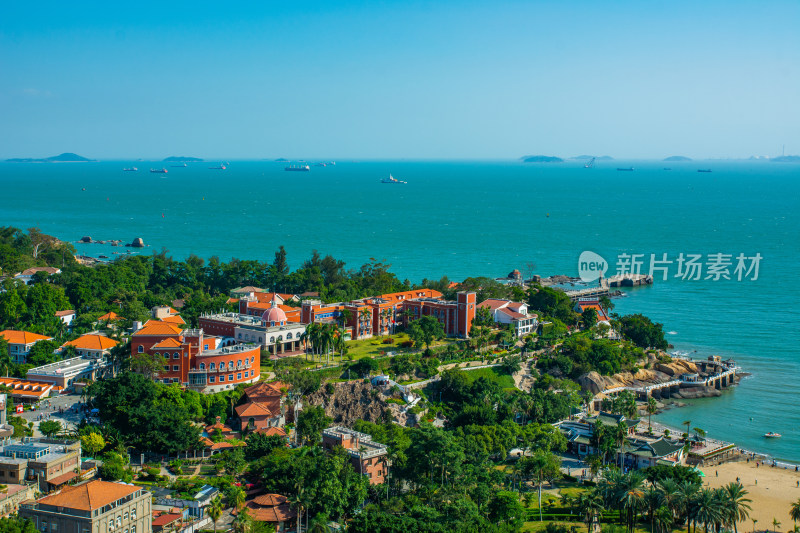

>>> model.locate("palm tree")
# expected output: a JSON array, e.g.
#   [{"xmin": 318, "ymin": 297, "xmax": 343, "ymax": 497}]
[
  {"xmin": 773, "ymin": 518, "xmax": 781, "ymax": 533},
  {"xmin": 655, "ymin": 505, "xmax": 674, "ymax": 533},
  {"xmin": 620, "ymin": 471, "xmax": 646, "ymax": 533},
  {"xmin": 614, "ymin": 421, "xmax": 629, "ymax": 469},
  {"xmin": 289, "ymin": 485, "xmax": 307, "ymax": 533},
  {"xmin": 232, "ymin": 507, "xmax": 251, "ymax": 533},
  {"xmin": 644, "ymin": 486, "xmax": 665, "ymax": 533},
  {"xmin": 752, "ymin": 519, "xmax": 758, "ymax": 533},
  {"xmin": 359, "ymin": 308, "xmax": 371, "ymax": 339},
  {"xmin": 647, "ymin": 397, "xmax": 658, "ymax": 431},
  {"xmin": 521, "ymin": 451, "xmax": 561, "ymax": 521},
  {"xmin": 208, "ymin": 496, "xmax": 223, "ymax": 533},
  {"xmin": 790, "ymin": 499, "xmax": 800, "ymax": 531},
  {"xmin": 723, "ymin": 481, "xmax": 751, "ymax": 533},
  {"xmin": 577, "ymin": 490, "xmax": 605, "ymax": 533},
  {"xmin": 694, "ymin": 488, "xmax": 722, "ymax": 533},
  {"xmin": 683, "ymin": 420, "xmax": 692, "ymax": 441}
]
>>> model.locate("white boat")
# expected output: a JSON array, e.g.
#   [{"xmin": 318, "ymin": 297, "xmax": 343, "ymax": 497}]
[
  {"xmin": 123, "ymin": 167, "xmax": 138, "ymax": 171},
  {"xmin": 764, "ymin": 432, "xmax": 781, "ymax": 438},
  {"xmin": 381, "ymin": 174, "xmax": 406, "ymax": 184}
]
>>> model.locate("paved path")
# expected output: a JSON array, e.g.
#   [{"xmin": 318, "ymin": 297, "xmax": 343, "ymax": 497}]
[{"xmin": 16, "ymin": 394, "xmax": 85, "ymax": 436}]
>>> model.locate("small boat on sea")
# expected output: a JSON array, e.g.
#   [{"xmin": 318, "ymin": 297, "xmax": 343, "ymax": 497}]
[
  {"xmin": 617, "ymin": 167, "xmax": 634, "ymax": 171},
  {"xmin": 209, "ymin": 165, "xmax": 227, "ymax": 170},
  {"xmin": 172, "ymin": 163, "xmax": 188, "ymax": 168},
  {"xmin": 381, "ymin": 174, "xmax": 406, "ymax": 184},
  {"xmin": 314, "ymin": 163, "xmax": 327, "ymax": 167},
  {"xmin": 123, "ymin": 167, "xmax": 138, "ymax": 171},
  {"xmin": 764, "ymin": 432, "xmax": 782, "ymax": 438},
  {"xmin": 698, "ymin": 169, "xmax": 712, "ymax": 173},
  {"xmin": 584, "ymin": 157, "xmax": 596, "ymax": 168},
  {"xmin": 150, "ymin": 168, "xmax": 168, "ymax": 174},
  {"xmin": 285, "ymin": 165, "xmax": 310, "ymax": 171}
]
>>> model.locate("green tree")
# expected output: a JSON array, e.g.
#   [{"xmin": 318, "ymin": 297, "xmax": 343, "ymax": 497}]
[
  {"xmin": 38, "ymin": 420, "xmax": 62, "ymax": 437},
  {"xmin": 521, "ymin": 450, "xmax": 562, "ymax": 521},
  {"xmin": 724, "ymin": 482, "xmax": 751, "ymax": 533},
  {"xmin": 582, "ymin": 308, "xmax": 598, "ymax": 329},
  {"xmin": 488, "ymin": 491, "xmax": 525, "ymax": 529},
  {"xmin": 296, "ymin": 406, "xmax": 333, "ymax": 446},
  {"xmin": 208, "ymin": 496, "xmax": 224, "ymax": 533},
  {"xmin": 407, "ymin": 315, "xmax": 445, "ymax": 352}
]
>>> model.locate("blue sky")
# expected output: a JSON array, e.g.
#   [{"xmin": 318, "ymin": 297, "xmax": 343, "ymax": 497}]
[{"xmin": 1, "ymin": 1, "xmax": 798, "ymax": 159}]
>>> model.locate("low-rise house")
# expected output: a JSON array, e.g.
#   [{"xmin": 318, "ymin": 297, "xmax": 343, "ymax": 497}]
[
  {"xmin": 0, "ymin": 483, "xmax": 36, "ymax": 517},
  {"xmin": 322, "ymin": 427, "xmax": 390, "ymax": 484},
  {"xmin": 14, "ymin": 267, "xmax": 61, "ymax": 286},
  {"xmin": 0, "ymin": 330, "xmax": 53, "ymax": 364},
  {"xmin": 574, "ymin": 298, "xmax": 610, "ymax": 323},
  {"xmin": 244, "ymin": 494, "xmax": 296, "ymax": 532},
  {"xmin": 55, "ymin": 310, "xmax": 76, "ymax": 327},
  {"xmin": 97, "ymin": 312, "xmax": 122, "ymax": 324},
  {"xmin": 235, "ymin": 381, "xmax": 293, "ymax": 432},
  {"xmin": 0, "ymin": 438, "xmax": 81, "ymax": 491},
  {"xmin": 60, "ymin": 334, "xmax": 118, "ymax": 358},
  {"xmin": 0, "ymin": 377, "xmax": 56, "ymax": 403},
  {"xmin": 27, "ymin": 354, "xmax": 112, "ymax": 388},
  {"xmin": 477, "ymin": 299, "xmax": 539, "ymax": 337},
  {"xmin": 20, "ymin": 479, "xmax": 152, "ymax": 533}
]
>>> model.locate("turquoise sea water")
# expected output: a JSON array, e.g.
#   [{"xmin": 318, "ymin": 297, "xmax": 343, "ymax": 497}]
[{"xmin": 2, "ymin": 159, "xmax": 799, "ymax": 460}]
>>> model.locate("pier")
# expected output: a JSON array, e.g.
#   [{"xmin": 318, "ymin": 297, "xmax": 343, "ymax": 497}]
[
  {"xmin": 562, "ymin": 273, "xmax": 653, "ymax": 301},
  {"xmin": 600, "ymin": 356, "xmax": 740, "ymax": 399}
]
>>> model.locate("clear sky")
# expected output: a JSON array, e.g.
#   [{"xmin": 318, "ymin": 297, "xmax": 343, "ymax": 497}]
[{"xmin": 1, "ymin": 1, "xmax": 798, "ymax": 160}]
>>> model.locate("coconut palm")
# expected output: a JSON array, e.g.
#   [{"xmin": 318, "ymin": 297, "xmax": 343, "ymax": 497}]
[
  {"xmin": 614, "ymin": 421, "xmax": 630, "ymax": 469},
  {"xmin": 647, "ymin": 397, "xmax": 658, "ymax": 430},
  {"xmin": 644, "ymin": 486, "xmax": 665, "ymax": 533},
  {"xmin": 577, "ymin": 490, "xmax": 605, "ymax": 533},
  {"xmin": 694, "ymin": 488, "xmax": 722, "ymax": 533},
  {"xmin": 790, "ymin": 499, "xmax": 800, "ymax": 531},
  {"xmin": 773, "ymin": 518, "xmax": 781, "ymax": 533},
  {"xmin": 723, "ymin": 481, "xmax": 751, "ymax": 533},
  {"xmin": 620, "ymin": 471, "xmax": 646, "ymax": 533},
  {"xmin": 655, "ymin": 505, "xmax": 674, "ymax": 533},
  {"xmin": 208, "ymin": 496, "xmax": 223, "ymax": 533},
  {"xmin": 232, "ymin": 507, "xmax": 251, "ymax": 533}
]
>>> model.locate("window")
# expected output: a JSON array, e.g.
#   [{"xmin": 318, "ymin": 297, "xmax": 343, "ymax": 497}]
[
  {"xmin": 137, "ymin": 345, "xmax": 143, "ymax": 353},
  {"xmin": 131, "ymin": 510, "xmax": 136, "ymax": 520},
  {"xmin": 163, "ymin": 366, "xmax": 169, "ymax": 371},
  {"xmin": 173, "ymin": 365, "xmax": 179, "ymax": 371},
  {"xmin": 237, "ymin": 373, "xmax": 242, "ymax": 380},
  {"xmin": 209, "ymin": 376, "xmax": 215, "ymax": 383},
  {"xmin": 237, "ymin": 359, "xmax": 242, "ymax": 367},
  {"xmin": 243, "ymin": 371, "xmax": 248, "ymax": 378},
  {"xmin": 238, "ymin": 333, "xmax": 242, "ymax": 339},
  {"xmin": 269, "ymin": 336, "xmax": 275, "ymax": 343},
  {"xmin": 229, "ymin": 360, "xmax": 234, "ymax": 369},
  {"xmin": 204, "ymin": 344, "xmax": 209, "ymax": 350},
  {"xmin": 199, "ymin": 363, "xmax": 205, "ymax": 370},
  {"xmin": 51, "ymin": 525, "xmax": 58, "ymax": 532},
  {"xmin": 131, "ymin": 527, "xmax": 136, "ymax": 533},
  {"xmin": 219, "ymin": 375, "xmax": 225, "ymax": 382},
  {"xmin": 173, "ymin": 353, "xmax": 180, "ymax": 359},
  {"xmin": 258, "ymin": 337, "xmax": 263, "ymax": 343},
  {"xmin": 228, "ymin": 374, "xmax": 234, "ymax": 381},
  {"xmin": 124, "ymin": 512, "xmax": 128, "ymax": 520},
  {"xmin": 287, "ymin": 332, "xmax": 292, "ymax": 339},
  {"xmin": 251, "ymin": 356, "xmax": 255, "ymax": 363},
  {"xmin": 210, "ymin": 362, "xmax": 215, "ymax": 371},
  {"xmin": 117, "ymin": 517, "xmax": 122, "ymax": 527}
]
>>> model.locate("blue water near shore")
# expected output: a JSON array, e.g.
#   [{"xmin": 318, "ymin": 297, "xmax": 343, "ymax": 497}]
[{"xmin": 2, "ymin": 159, "xmax": 799, "ymax": 460}]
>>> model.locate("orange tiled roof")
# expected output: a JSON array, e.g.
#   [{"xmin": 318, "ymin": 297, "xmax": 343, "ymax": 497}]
[
  {"xmin": 54, "ymin": 310, "xmax": 76, "ymax": 317},
  {"xmin": 245, "ymin": 494, "xmax": 296, "ymax": 523},
  {"xmin": 380, "ymin": 289, "xmax": 443, "ymax": 304},
  {"xmin": 20, "ymin": 266, "xmax": 60, "ymax": 276},
  {"xmin": 97, "ymin": 311, "xmax": 121, "ymax": 322},
  {"xmin": 152, "ymin": 513, "xmax": 182, "ymax": 527},
  {"xmin": 161, "ymin": 315, "xmax": 186, "ymax": 325},
  {"xmin": 133, "ymin": 322, "xmax": 183, "ymax": 336},
  {"xmin": 205, "ymin": 421, "xmax": 233, "ymax": 433},
  {"xmin": 0, "ymin": 377, "xmax": 54, "ymax": 398},
  {"xmin": 235, "ymin": 401, "xmax": 274, "ymax": 418},
  {"xmin": 0, "ymin": 330, "xmax": 52, "ymax": 345},
  {"xmin": 254, "ymin": 427, "xmax": 286, "ymax": 437},
  {"xmin": 62, "ymin": 334, "xmax": 118, "ymax": 351},
  {"xmin": 152, "ymin": 338, "xmax": 183, "ymax": 349},
  {"xmin": 36, "ymin": 480, "xmax": 139, "ymax": 511}
]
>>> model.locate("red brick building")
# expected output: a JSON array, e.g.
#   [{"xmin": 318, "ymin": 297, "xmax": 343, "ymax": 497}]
[
  {"xmin": 131, "ymin": 322, "xmax": 260, "ymax": 392},
  {"xmin": 322, "ymin": 426, "xmax": 389, "ymax": 484}
]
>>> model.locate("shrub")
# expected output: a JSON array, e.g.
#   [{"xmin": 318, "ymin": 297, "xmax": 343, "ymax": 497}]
[
  {"xmin": 399, "ymin": 340, "xmax": 414, "ymax": 348},
  {"xmin": 382, "ymin": 338, "xmax": 393, "ymax": 344},
  {"xmin": 545, "ymin": 524, "xmax": 571, "ymax": 533}
]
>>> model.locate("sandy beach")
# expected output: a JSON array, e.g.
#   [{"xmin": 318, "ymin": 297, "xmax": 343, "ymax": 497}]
[{"xmin": 703, "ymin": 461, "xmax": 800, "ymax": 530}]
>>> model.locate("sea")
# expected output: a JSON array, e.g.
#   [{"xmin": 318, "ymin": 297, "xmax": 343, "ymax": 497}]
[{"xmin": 2, "ymin": 159, "xmax": 798, "ymax": 461}]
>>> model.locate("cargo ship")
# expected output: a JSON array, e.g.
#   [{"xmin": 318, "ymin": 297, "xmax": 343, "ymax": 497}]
[
  {"xmin": 150, "ymin": 168, "xmax": 168, "ymax": 174},
  {"xmin": 285, "ymin": 165, "xmax": 310, "ymax": 171}
]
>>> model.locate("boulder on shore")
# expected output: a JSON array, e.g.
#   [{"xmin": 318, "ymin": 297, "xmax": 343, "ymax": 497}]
[
  {"xmin": 130, "ymin": 237, "xmax": 145, "ymax": 248},
  {"xmin": 80, "ymin": 236, "xmax": 92, "ymax": 243},
  {"xmin": 673, "ymin": 385, "xmax": 721, "ymax": 399}
]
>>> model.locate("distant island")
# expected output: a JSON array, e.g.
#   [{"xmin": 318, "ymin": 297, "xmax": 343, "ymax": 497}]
[
  {"xmin": 274, "ymin": 158, "xmax": 290, "ymax": 162},
  {"xmin": 163, "ymin": 156, "xmax": 203, "ymax": 162},
  {"xmin": 663, "ymin": 156, "xmax": 692, "ymax": 162},
  {"xmin": 5, "ymin": 152, "xmax": 94, "ymax": 163},
  {"xmin": 771, "ymin": 155, "xmax": 800, "ymax": 163},
  {"xmin": 521, "ymin": 155, "xmax": 564, "ymax": 163},
  {"xmin": 570, "ymin": 155, "xmax": 614, "ymax": 161}
]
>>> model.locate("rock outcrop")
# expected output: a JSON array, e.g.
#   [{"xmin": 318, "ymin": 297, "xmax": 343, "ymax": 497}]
[{"xmin": 305, "ymin": 380, "xmax": 387, "ymax": 426}]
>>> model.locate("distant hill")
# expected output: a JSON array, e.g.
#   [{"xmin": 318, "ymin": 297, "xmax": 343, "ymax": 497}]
[
  {"xmin": 771, "ymin": 155, "xmax": 800, "ymax": 163},
  {"xmin": 163, "ymin": 156, "xmax": 203, "ymax": 162},
  {"xmin": 663, "ymin": 156, "xmax": 692, "ymax": 162},
  {"xmin": 521, "ymin": 155, "xmax": 564, "ymax": 163},
  {"xmin": 274, "ymin": 158, "xmax": 290, "ymax": 162},
  {"xmin": 570, "ymin": 155, "xmax": 614, "ymax": 161},
  {"xmin": 6, "ymin": 152, "xmax": 94, "ymax": 163}
]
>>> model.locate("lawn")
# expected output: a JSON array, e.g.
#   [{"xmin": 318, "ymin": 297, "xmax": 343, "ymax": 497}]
[{"xmin": 460, "ymin": 366, "xmax": 516, "ymax": 390}]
